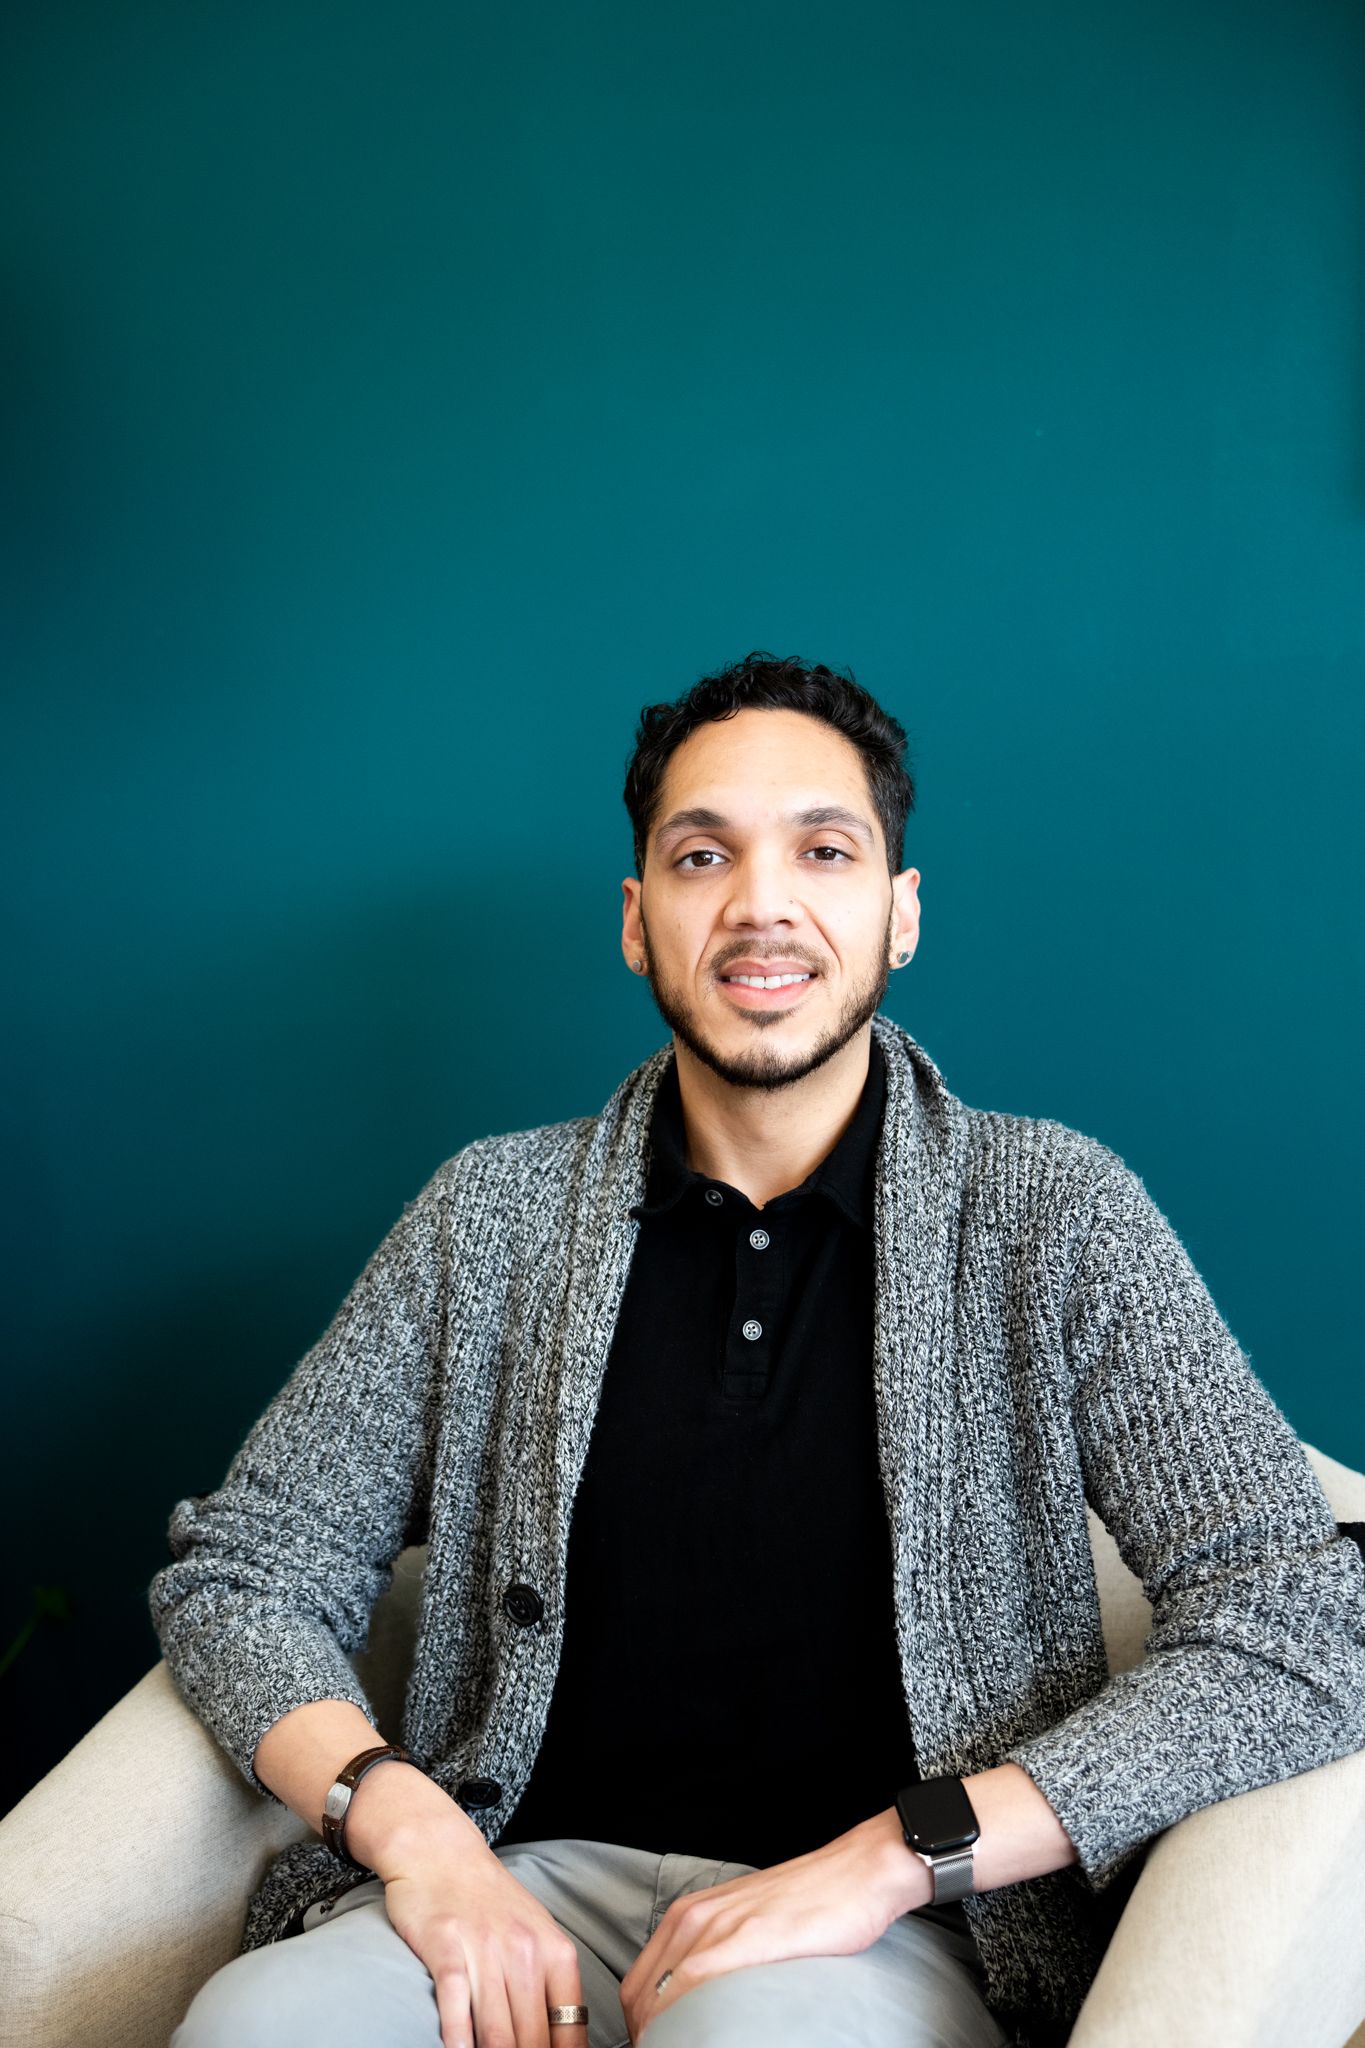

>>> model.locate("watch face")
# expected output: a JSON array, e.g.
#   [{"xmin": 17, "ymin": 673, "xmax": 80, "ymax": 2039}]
[{"xmin": 897, "ymin": 1776, "xmax": 980, "ymax": 1854}]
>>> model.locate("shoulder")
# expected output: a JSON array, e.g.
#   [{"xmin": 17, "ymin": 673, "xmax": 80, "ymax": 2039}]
[
  {"xmin": 964, "ymin": 1102, "xmax": 1127, "ymax": 1191},
  {"xmin": 874, "ymin": 1013, "xmax": 1139, "ymax": 1244},
  {"xmin": 959, "ymin": 1101, "xmax": 1140, "ymax": 1250},
  {"xmin": 416, "ymin": 1112, "xmax": 601, "ymax": 1211},
  {"xmin": 374, "ymin": 1116, "xmax": 604, "ymax": 1293}
]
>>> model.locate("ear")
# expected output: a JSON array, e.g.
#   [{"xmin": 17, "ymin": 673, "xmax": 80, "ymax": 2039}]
[
  {"xmin": 621, "ymin": 875, "xmax": 644, "ymax": 972},
  {"xmin": 890, "ymin": 866, "xmax": 921, "ymax": 965}
]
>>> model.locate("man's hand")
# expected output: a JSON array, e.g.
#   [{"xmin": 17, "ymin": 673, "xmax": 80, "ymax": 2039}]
[
  {"xmin": 345, "ymin": 1755, "xmax": 592, "ymax": 2048},
  {"xmin": 380, "ymin": 1837, "xmax": 590, "ymax": 2048},
  {"xmin": 618, "ymin": 1809, "xmax": 929, "ymax": 2043},
  {"xmin": 254, "ymin": 1701, "xmax": 592, "ymax": 2048}
]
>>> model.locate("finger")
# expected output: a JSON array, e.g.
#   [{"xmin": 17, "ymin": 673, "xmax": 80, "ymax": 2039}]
[
  {"xmin": 622, "ymin": 1905, "xmax": 673, "ymax": 1995},
  {"xmin": 622, "ymin": 1940, "xmax": 683, "ymax": 2041},
  {"xmin": 502, "ymin": 1936, "xmax": 554, "ymax": 2048},
  {"xmin": 467, "ymin": 1955, "xmax": 518, "ymax": 2048},
  {"xmin": 543, "ymin": 1936, "xmax": 591, "ymax": 2048},
  {"xmin": 633, "ymin": 1929, "xmax": 753, "ymax": 2043},
  {"xmin": 623, "ymin": 1895, "xmax": 700, "ymax": 2004},
  {"xmin": 634, "ymin": 1958, "xmax": 700, "ymax": 2045},
  {"xmin": 431, "ymin": 1958, "xmax": 474, "ymax": 2048}
]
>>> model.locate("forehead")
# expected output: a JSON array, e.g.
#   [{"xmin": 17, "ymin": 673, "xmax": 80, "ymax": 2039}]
[{"xmin": 656, "ymin": 707, "xmax": 872, "ymax": 816}]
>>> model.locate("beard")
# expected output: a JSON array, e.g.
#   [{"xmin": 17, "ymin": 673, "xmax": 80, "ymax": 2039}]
[{"xmin": 637, "ymin": 905, "xmax": 894, "ymax": 1094}]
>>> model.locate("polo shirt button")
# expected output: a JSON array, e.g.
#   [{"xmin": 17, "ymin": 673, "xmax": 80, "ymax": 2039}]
[
  {"xmin": 705, "ymin": 1188, "xmax": 723, "ymax": 1207},
  {"xmin": 503, "ymin": 1583, "xmax": 544, "ymax": 1626},
  {"xmin": 456, "ymin": 1776, "xmax": 503, "ymax": 1810},
  {"xmin": 742, "ymin": 1318, "xmax": 763, "ymax": 1341},
  {"xmin": 748, "ymin": 1228, "xmax": 770, "ymax": 1250}
]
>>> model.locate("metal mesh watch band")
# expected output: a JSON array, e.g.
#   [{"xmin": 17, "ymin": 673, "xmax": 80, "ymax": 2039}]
[
  {"xmin": 320, "ymin": 1743, "xmax": 413, "ymax": 1867},
  {"xmin": 920, "ymin": 1843, "xmax": 976, "ymax": 1903}
]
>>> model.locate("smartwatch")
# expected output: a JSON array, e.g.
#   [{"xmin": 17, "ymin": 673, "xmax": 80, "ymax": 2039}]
[{"xmin": 895, "ymin": 1776, "xmax": 980, "ymax": 1904}]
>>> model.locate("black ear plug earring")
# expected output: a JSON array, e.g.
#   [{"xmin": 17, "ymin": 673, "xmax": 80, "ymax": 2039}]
[{"xmin": 896, "ymin": 952, "xmax": 910, "ymax": 966}]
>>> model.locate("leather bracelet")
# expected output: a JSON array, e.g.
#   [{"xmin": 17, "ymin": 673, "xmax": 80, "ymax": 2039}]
[{"xmin": 320, "ymin": 1743, "xmax": 414, "ymax": 1867}]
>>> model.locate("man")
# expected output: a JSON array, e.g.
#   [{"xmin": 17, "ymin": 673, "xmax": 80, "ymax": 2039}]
[{"xmin": 152, "ymin": 652, "xmax": 1365, "ymax": 2048}]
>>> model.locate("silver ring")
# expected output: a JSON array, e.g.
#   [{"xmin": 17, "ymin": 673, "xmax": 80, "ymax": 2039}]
[
  {"xmin": 547, "ymin": 2004, "xmax": 589, "ymax": 2025},
  {"xmin": 655, "ymin": 1968, "xmax": 674, "ymax": 1996}
]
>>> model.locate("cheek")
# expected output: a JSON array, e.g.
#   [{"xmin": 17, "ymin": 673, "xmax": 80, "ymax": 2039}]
[{"xmin": 822, "ymin": 915, "xmax": 883, "ymax": 968}]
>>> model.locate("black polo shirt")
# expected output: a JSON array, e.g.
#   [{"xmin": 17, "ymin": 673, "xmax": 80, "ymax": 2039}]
[{"xmin": 499, "ymin": 1032, "xmax": 921, "ymax": 1869}]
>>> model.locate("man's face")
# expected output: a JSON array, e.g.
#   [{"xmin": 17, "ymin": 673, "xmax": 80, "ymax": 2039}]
[{"xmin": 620, "ymin": 708, "xmax": 920, "ymax": 1092}]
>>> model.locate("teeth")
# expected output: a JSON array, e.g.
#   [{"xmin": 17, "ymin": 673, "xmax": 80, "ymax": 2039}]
[{"xmin": 724, "ymin": 973, "xmax": 812, "ymax": 989}]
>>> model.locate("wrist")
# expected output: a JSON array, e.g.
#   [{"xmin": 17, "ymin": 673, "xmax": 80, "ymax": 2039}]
[
  {"xmin": 891, "ymin": 1776, "xmax": 982, "ymax": 1909},
  {"xmin": 867, "ymin": 1805, "xmax": 935, "ymax": 1916},
  {"xmin": 342, "ymin": 1760, "xmax": 491, "ymax": 1878}
]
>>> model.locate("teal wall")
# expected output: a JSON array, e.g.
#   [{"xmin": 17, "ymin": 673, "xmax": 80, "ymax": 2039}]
[{"xmin": 4, "ymin": 0, "xmax": 1363, "ymax": 1810}]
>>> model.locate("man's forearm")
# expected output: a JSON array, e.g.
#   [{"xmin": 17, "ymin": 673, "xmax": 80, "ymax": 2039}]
[
  {"xmin": 252, "ymin": 1699, "xmax": 491, "ymax": 1876},
  {"xmin": 866, "ymin": 1763, "xmax": 1078, "ymax": 1914}
]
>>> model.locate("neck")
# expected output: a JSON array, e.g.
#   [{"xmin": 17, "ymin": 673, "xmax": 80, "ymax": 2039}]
[{"xmin": 672, "ymin": 1026, "xmax": 874, "ymax": 1210}]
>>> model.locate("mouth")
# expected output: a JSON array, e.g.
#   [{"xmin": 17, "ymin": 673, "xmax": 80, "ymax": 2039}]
[{"xmin": 716, "ymin": 969, "xmax": 819, "ymax": 1010}]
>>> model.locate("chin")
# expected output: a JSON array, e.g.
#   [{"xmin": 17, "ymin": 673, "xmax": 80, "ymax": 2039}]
[{"xmin": 678, "ymin": 1012, "xmax": 861, "ymax": 1094}]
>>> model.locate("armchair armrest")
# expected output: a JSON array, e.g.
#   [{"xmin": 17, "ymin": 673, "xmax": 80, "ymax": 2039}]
[
  {"xmin": 1067, "ymin": 1744, "xmax": 1365, "ymax": 2048},
  {"xmin": 0, "ymin": 1662, "xmax": 307, "ymax": 2048},
  {"xmin": 0, "ymin": 1544, "xmax": 427, "ymax": 2048}
]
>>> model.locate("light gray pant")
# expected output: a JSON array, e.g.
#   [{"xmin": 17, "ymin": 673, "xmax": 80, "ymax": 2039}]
[{"xmin": 173, "ymin": 1836, "xmax": 1008, "ymax": 2048}]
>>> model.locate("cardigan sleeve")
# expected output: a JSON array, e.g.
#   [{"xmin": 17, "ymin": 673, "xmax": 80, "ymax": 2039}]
[
  {"xmin": 147, "ymin": 1159, "xmax": 453, "ymax": 1797},
  {"xmin": 1004, "ymin": 1148, "xmax": 1365, "ymax": 1890}
]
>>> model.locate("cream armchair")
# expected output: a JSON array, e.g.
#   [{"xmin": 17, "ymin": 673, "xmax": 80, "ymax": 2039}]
[{"xmin": 2, "ymin": 1446, "xmax": 1363, "ymax": 2048}]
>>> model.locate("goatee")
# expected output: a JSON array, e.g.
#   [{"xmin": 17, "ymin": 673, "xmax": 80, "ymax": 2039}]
[{"xmin": 636, "ymin": 908, "xmax": 894, "ymax": 1093}]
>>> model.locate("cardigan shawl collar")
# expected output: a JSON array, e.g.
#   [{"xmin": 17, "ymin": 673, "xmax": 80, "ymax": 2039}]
[
  {"xmin": 546, "ymin": 1011, "xmax": 966, "ymax": 1642},
  {"xmin": 523, "ymin": 1011, "xmax": 1029, "ymax": 1796}
]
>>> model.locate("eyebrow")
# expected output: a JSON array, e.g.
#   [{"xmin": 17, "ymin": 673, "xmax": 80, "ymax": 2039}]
[{"xmin": 653, "ymin": 804, "xmax": 877, "ymax": 851}]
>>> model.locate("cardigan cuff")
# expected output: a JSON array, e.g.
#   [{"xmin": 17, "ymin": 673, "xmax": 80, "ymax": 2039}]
[
  {"xmin": 1002, "ymin": 1732, "xmax": 1154, "ymax": 1894},
  {"xmin": 163, "ymin": 1616, "xmax": 381, "ymax": 1800}
]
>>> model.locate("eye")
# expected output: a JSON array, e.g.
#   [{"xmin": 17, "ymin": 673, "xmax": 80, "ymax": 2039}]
[{"xmin": 674, "ymin": 844, "xmax": 853, "ymax": 870}]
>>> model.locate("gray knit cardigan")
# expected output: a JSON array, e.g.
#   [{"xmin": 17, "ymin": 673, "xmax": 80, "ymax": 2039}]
[{"xmin": 150, "ymin": 1013, "xmax": 1365, "ymax": 2045}]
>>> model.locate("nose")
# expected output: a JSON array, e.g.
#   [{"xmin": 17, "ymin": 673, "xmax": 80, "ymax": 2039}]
[{"xmin": 720, "ymin": 844, "xmax": 801, "ymax": 933}]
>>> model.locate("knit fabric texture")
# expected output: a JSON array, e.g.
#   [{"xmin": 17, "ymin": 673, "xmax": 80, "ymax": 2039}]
[{"xmin": 149, "ymin": 1013, "xmax": 1365, "ymax": 2046}]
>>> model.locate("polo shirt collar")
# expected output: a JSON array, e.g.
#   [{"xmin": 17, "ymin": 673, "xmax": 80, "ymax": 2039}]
[{"xmin": 629, "ymin": 1032, "xmax": 887, "ymax": 1230}]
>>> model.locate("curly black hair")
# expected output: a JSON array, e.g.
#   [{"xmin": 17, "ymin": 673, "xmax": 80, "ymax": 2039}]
[{"xmin": 623, "ymin": 650, "xmax": 916, "ymax": 879}]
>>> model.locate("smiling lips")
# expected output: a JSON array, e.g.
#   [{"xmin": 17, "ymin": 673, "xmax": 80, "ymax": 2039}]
[{"xmin": 717, "ymin": 965, "xmax": 818, "ymax": 1007}]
